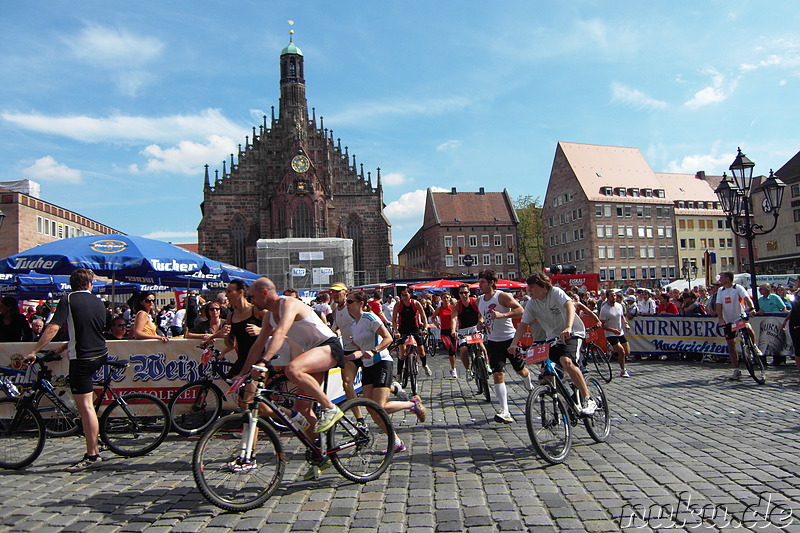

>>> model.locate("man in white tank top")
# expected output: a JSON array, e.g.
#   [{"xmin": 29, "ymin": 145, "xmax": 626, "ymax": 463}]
[
  {"xmin": 244, "ymin": 278, "xmax": 345, "ymax": 436},
  {"xmin": 476, "ymin": 269, "xmax": 532, "ymax": 424}
]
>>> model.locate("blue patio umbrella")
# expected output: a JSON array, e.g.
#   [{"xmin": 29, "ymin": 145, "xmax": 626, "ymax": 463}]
[{"xmin": 0, "ymin": 271, "xmax": 108, "ymax": 299}]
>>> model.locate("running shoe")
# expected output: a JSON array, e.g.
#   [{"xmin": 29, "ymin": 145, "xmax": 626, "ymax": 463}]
[
  {"xmin": 410, "ymin": 395, "xmax": 427, "ymax": 422},
  {"xmin": 619, "ymin": 370, "xmax": 630, "ymax": 378},
  {"xmin": 66, "ymin": 454, "xmax": 102, "ymax": 473},
  {"xmin": 579, "ymin": 397, "xmax": 598, "ymax": 416},
  {"xmin": 466, "ymin": 369, "xmax": 473, "ymax": 381},
  {"xmin": 315, "ymin": 406, "xmax": 343, "ymax": 433},
  {"xmin": 303, "ymin": 459, "xmax": 332, "ymax": 480},
  {"xmin": 493, "ymin": 411, "xmax": 514, "ymax": 424},
  {"xmin": 730, "ymin": 368, "xmax": 742, "ymax": 381},
  {"xmin": 381, "ymin": 440, "xmax": 406, "ymax": 454},
  {"xmin": 423, "ymin": 365, "xmax": 432, "ymax": 377},
  {"xmin": 450, "ymin": 368, "xmax": 458, "ymax": 379},
  {"xmin": 753, "ymin": 345, "xmax": 763, "ymax": 356},
  {"xmin": 392, "ymin": 381, "xmax": 409, "ymax": 401},
  {"xmin": 223, "ymin": 457, "xmax": 257, "ymax": 473}
]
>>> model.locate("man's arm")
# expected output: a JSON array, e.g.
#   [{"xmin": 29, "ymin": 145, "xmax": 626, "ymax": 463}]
[
  {"xmin": 560, "ymin": 300, "xmax": 577, "ymax": 342},
  {"xmin": 495, "ymin": 292, "xmax": 523, "ymax": 319},
  {"xmin": 414, "ymin": 301, "xmax": 428, "ymax": 329}
]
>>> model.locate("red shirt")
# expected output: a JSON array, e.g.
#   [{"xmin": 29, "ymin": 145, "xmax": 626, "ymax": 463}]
[
  {"xmin": 656, "ymin": 301, "xmax": 679, "ymax": 315},
  {"xmin": 437, "ymin": 304, "xmax": 453, "ymax": 330},
  {"xmin": 367, "ymin": 300, "xmax": 383, "ymax": 319}
]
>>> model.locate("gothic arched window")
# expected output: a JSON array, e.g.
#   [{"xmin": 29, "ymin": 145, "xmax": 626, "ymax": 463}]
[
  {"xmin": 293, "ymin": 202, "xmax": 313, "ymax": 238},
  {"xmin": 347, "ymin": 214, "xmax": 363, "ymax": 276}
]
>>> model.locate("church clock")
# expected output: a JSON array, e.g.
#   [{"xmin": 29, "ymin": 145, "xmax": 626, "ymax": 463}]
[{"xmin": 291, "ymin": 155, "xmax": 310, "ymax": 173}]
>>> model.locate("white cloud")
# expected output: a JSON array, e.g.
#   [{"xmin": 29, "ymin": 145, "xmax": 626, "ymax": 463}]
[
  {"xmin": 1, "ymin": 109, "xmax": 248, "ymax": 145},
  {"xmin": 21, "ymin": 156, "xmax": 82, "ymax": 184},
  {"xmin": 436, "ymin": 140, "xmax": 463, "ymax": 151},
  {"xmin": 610, "ymin": 83, "xmax": 667, "ymax": 110},
  {"xmin": 381, "ymin": 172, "xmax": 409, "ymax": 186},
  {"xmin": 666, "ymin": 152, "xmax": 735, "ymax": 174},
  {"xmin": 66, "ymin": 24, "xmax": 165, "ymax": 96},
  {"xmin": 684, "ymin": 70, "xmax": 733, "ymax": 109},
  {"xmin": 141, "ymin": 230, "xmax": 198, "ymax": 242},
  {"xmin": 132, "ymin": 135, "xmax": 238, "ymax": 175},
  {"xmin": 385, "ymin": 187, "xmax": 448, "ymax": 223},
  {"xmin": 324, "ymin": 97, "xmax": 470, "ymax": 126}
]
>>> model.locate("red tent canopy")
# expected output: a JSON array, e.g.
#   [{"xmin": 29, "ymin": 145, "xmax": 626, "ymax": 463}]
[{"xmin": 409, "ymin": 279, "xmax": 463, "ymax": 290}]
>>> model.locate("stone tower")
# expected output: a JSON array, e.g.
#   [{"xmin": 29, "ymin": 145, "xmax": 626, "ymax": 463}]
[{"xmin": 198, "ymin": 37, "xmax": 392, "ymax": 286}]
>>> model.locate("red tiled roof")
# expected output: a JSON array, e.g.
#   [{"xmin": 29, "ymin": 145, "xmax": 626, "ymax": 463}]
[{"xmin": 427, "ymin": 190, "xmax": 516, "ymax": 227}]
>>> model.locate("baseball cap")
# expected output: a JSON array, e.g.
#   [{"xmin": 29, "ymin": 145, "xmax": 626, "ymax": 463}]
[{"xmin": 330, "ymin": 282, "xmax": 348, "ymax": 291}]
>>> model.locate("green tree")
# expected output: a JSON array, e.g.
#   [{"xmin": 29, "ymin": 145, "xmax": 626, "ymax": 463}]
[{"xmin": 514, "ymin": 195, "xmax": 544, "ymax": 276}]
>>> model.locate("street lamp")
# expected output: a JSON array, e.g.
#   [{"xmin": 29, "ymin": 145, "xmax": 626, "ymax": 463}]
[
  {"xmin": 681, "ymin": 258, "xmax": 698, "ymax": 291},
  {"xmin": 714, "ymin": 148, "xmax": 786, "ymax": 310}
]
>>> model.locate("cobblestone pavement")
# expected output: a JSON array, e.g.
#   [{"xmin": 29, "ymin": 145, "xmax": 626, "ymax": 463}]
[{"xmin": 2, "ymin": 354, "xmax": 800, "ymax": 533}]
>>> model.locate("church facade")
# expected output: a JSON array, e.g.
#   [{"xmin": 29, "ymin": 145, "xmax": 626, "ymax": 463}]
[{"xmin": 198, "ymin": 38, "xmax": 392, "ymax": 286}]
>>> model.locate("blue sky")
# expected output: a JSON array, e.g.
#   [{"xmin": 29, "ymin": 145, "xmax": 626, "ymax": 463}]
[{"xmin": 1, "ymin": 1, "xmax": 798, "ymax": 260}]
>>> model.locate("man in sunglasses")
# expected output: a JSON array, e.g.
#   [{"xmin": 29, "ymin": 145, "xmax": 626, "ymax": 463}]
[{"xmin": 451, "ymin": 283, "xmax": 487, "ymax": 381}]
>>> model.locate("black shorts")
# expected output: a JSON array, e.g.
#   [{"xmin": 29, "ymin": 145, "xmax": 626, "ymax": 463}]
[
  {"xmin": 344, "ymin": 350, "xmax": 363, "ymax": 368},
  {"xmin": 69, "ymin": 355, "xmax": 107, "ymax": 395},
  {"xmin": 550, "ymin": 336, "xmax": 582, "ymax": 365},
  {"xmin": 361, "ymin": 360, "xmax": 393, "ymax": 388},
  {"xmin": 318, "ymin": 336, "xmax": 346, "ymax": 368},
  {"xmin": 607, "ymin": 335, "xmax": 628, "ymax": 346},
  {"xmin": 399, "ymin": 329, "xmax": 424, "ymax": 348},
  {"xmin": 486, "ymin": 339, "xmax": 526, "ymax": 374}
]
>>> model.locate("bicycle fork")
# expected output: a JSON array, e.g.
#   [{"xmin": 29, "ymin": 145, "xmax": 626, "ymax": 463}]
[{"xmin": 239, "ymin": 410, "xmax": 259, "ymax": 461}]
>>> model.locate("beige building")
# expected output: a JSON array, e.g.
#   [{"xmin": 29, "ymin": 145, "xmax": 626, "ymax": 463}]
[
  {"xmin": 0, "ymin": 183, "xmax": 121, "ymax": 259},
  {"xmin": 753, "ymin": 150, "xmax": 800, "ymax": 274},
  {"xmin": 543, "ymin": 142, "xmax": 736, "ymax": 288}
]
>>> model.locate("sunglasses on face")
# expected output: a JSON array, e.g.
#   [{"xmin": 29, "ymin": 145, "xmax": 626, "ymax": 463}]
[
  {"xmin": 145, "ymin": 299, "xmax": 155, "ymax": 303},
  {"xmin": 208, "ymin": 308, "xmax": 220, "ymax": 312},
  {"xmin": 459, "ymin": 292, "xmax": 469, "ymax": 295},
  {"xmin": 346, "ymin": 299, "xmax": 357, "ymax": 304}
]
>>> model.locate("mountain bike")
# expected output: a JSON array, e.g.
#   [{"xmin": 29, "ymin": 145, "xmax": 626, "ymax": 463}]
[
  {"xmin": 395, "ymin": 334, "xmax": 421, "ymax": 396},
  {"xmin": 524, "ymin": 340, "xmax": 611, "ymax": 465},
  {"xmin": 580, "ymin": 326, "xmax": 613, "ymax": 383},
  {"xmin": 731, "ymin": 319, "xmax": 766, "ymax": 385},
  {"xmin": 460, "ymin": 332, "xmax": 491, "ymax": 402},
  {"xmin": 192, "ymin": 367, "xmax": 395, "ymax": 512},
  {"xmin": 423, "ymin": 326, "xmax": 438, "ymax": 356},
  {"xmin": 0, "ymin": 350, "xmax": 170, "ymax": 469}
]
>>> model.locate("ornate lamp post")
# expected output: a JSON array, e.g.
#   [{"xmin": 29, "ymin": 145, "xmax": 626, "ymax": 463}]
[
  {"xmin": 681, "ymin": 258, "xmax": 698, "ymax": 291},
  {"xmin": 714, "ymin": 148, "xmax": 786, "ymax": 310}
]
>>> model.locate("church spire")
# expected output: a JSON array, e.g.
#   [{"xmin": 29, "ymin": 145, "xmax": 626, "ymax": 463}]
[{"xmin": 278, "ymin": 22, "xmax": 307, "ymax": 126}]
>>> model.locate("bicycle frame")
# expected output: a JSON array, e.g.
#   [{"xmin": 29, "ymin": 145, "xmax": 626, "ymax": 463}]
[{"xmin": 539, "ymin": 358, "xmax": 584, "ymax": 424}]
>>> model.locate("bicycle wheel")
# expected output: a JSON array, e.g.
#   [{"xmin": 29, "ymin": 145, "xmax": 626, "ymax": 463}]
[
  {"xmin": 426, "ymin": 332, "xmax": 437, "ymax": 356},
  {"xmin": 327, "ymin": 397, "xmax": 394, "ymax": 483},
  {"xmin": 474, "ymin": 351, "xmax": 491, "ymax": 402},
  {"xmin": 0, "ymin": 398, "xmax": 46, "ymax": 470},
  {"xmin": 583, "ymin": 378, "xmax": 611, "ymax": 443},
  {"xmin": 525, "ymin": 386, "xmax": 571, "ymax": 465},
  {"xmin": 408, "ymin": 349, "xmax": 418, "ymax": 396},
  {"xmin": 193, "ymin": 413, "xmax": 285, "ymax": 512},
  {"xmin": 741, "ymin": 334, "xmax": 766, "ymax": 385},
  {"xmin": 99, "ymin": 392, "xmax": 170, "ymax": 457},
  {"xmin": 587, "ymin": 344, "xmax": 613, "ymax": 384},
  {"xmin": 169, "ymin": 381, "xmax": 223, "ymax": 436},
  {"xmin": 34, "ymin": 391, "xmax": 81, "ymax": 437}
]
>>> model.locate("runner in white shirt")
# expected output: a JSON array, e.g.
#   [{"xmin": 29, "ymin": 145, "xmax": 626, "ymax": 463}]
[
  {"xmin": 509, "ymin": 272, "xmax": 597, "ymax": 416},
  {"xmin": 715, "ymin": 271, "xmax": 760, "ymax": 380},
  {"xmin": 476, "ymin": 269, "xmax": 531, "ymax": 424},
  {"xmin": 599, "ymin": 290, "xmax": 632, "ymax": 378}
]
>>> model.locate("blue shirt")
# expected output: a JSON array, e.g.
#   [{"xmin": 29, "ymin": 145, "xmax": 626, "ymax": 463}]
[{"xmin": 758, "ymin": 293, "xmax": 786, "ymax": 313}]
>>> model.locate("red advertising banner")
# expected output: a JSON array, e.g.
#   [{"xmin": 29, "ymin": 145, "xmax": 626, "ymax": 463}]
[{"xmin": 550, "ymin": 273, "xmax": 600, "ymax": 294}]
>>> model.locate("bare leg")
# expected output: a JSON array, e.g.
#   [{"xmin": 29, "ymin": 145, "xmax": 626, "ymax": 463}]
[{"xmin": 73, "ymin": 392, "xmax": 98, "ymax": 456}]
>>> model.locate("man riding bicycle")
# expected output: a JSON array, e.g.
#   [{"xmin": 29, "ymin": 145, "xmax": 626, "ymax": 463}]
[
  {"xmin": 509, "ymin": 272, "xmax": 597, "ymax": 416},
  {"xmin": 451, "ymin": 283, "xmax": 487, "ymax": 380},
  {"xmin": 716, "ymin": 271, "xmax": 761, "ymax": 381},
  {"xmin": 392, "ymin": 288, "xmax": 430, "ymax": 378}
]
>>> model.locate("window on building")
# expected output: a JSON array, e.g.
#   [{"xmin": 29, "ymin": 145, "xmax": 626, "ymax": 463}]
[
  {"xmin": 607, "ymin": 246, "xmax": 615, "ymax": 259},
  {"xmin": 445, "ymin": 255, "xmax": 454, "ymax": 267},
  {"xmin": 621, "ymin": 268, "xmax": 628, "ymax": 279},
  {"xmin": 598, "ymin": 247, "xmax": 606, "ymax": 259},
  {"xmin": 469, "ymin": 235, "xmax": 477, "ymax": 247},
  {"xmin": 483, "ymin": 254, "xmax": 491, "ymax": 265},
  {"xmin": 636, "ymin": 205, "xmax": 644, "ymax": 218},
  {"xmin": 599, "ymin": 269, "xmax": 607, "ymax": 281},
  {"xmin": 457, "ymin": 235, "xmax": 465, "ymax": 249},
  {"xmin": 444, "ymin": 236, "xmax": 452, "ymax": 247},
  {"xmin": 668, "ymin": 267, "xmax": 676, "ymax": 278},
  {"xmin": 495, "ymin": 254, "xmax": 503, "ymax": 265},
  {"xmin": 646, "ymin": 226, "xmax": 653, "ymax": 238},
  {"xmin": 792, "ymin": 184, "xmax": 800, "ymax": 197},
  {"xmin": 596, "ymin": 225, "xmax": 604, "ymax": 238},
  {"xmin": 482, "ymin": 235, "xmax": 489, "ymax": 246},
  {"xmin": 687, "ymin": 220, "xmax": 694, "ymax": 230},
  {"xmin": 648, "ymin": 246, "xmax": 655, "ymax": 258},
  {"xmin": 494, "ymin": 235, "xmax": 501, "ymax": 246},
  {"xmin": 618, "ymin": 226, "xmax": 625, "ymax": 238},
  {"xmin": 608, "ymin": 268, "xmax": 616, "ymax": 280},
  {"xmin": 620, "ymin": 247, "xmax": 627, "ymax": 259},
  {"xmin": 458, "ymin": 255, "xmax": 465, "ymax": 266},
  {"xmin": 37, "ymin": 216, "xmax": 43, "ymax": 234},
  {"xmin": 641, "ymin": 267, "xmax": 648, "ymax": 279},
  {"xmin": 631, "ymin": 188, "xmax": 639, "ymax": 197},
  {"xmin": 688, "ymin": 239, "xmax": 696, "ymax": 248},
  {"xmin": 666, "ymin": 226, "xmax": 673, "ymax": 238},
  {"xmin": 507, "ymin": 253, "xmax": 515, "ymax": 265},
  {"xmin": 644, "ymin": 206, "xmax": 652, "ymax": 218},
  {"xmin": 796, "ymin": 234, "xmax": 800, "ymax": 247},
  {"xmin": 661, "ymin": 267, "xmax": 668, "ymax": 278},
  {"xmin": 794, "ymin": 209, "xmax": 800, "ymax": 223}
]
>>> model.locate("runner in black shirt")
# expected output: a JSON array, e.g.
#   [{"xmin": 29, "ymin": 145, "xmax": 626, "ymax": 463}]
[{"xmin": 24, "ymin": 268, "xmax": 108, "ymax": 472}]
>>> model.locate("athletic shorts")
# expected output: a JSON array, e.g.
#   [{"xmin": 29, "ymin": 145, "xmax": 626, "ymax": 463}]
[
  {"xmin": 317, "ymin": 336, "xmax": 346, "ymax": 368},
  {"xmin": 69, "ymin": 355, "xmax": 107, "ymax": 395},
  {"xmin": 361, "ymin": 359, "xmax": 393, "ymax": 388},
  {"xmin": 549, "ymin": 336, "xmax": 583, "ymax": 365},
  {"xmin": 343, "ymin": 351, "xmax": 363, "ymax": 368},
  {"xmin": 440, "ymin": 329, "xmax": 455, "ymax": 355},
  {"xmin": 606, "ymin": 335, "xmax": 628, "ymax": 346},
  {"xmin": 400, "ymin": 330, "xmax": 424, "ymax": 349},
  {"xmin": 486, "ymin": 338, "xmax": 526, "ymax": 374}
]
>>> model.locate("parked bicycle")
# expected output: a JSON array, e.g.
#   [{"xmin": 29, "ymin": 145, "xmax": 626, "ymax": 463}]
[
  {"xmin": 192, "ymin": 366, "xmax": 395, "ymax": 511},
  {"xmin": 459, "ymin": 332, "xmax": 491, "ymax": 402},
  {"xmin": 580, "ymin": 326, "xmax": 613, "ymax": 383},
  {"xmin": 524, "ymin": 340, "xmax": 611, "ymax": 465},
  {"xmin": 731, "ymin": 319, "xmax": 766, "ymax": 384},
  {"xmin": 0, "ymin": 350, "xmax": 170, "ymax": 469}
]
